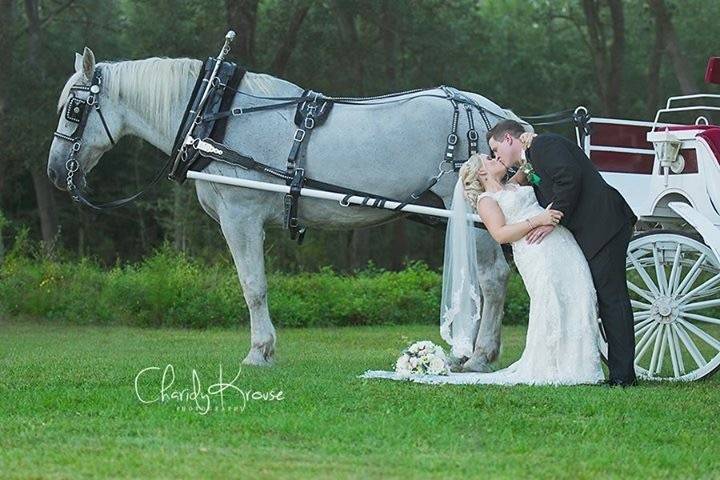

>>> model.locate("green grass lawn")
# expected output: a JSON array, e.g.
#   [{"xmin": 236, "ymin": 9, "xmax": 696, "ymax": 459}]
[{"xmin": 2, "ymin": 318, "xmax": 719, "ymax": 479}]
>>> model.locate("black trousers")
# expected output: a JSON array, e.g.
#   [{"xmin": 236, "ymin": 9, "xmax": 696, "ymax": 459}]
[{"xmin": 587, "ymin": 221, "xmax": 637, "ymax": 383}]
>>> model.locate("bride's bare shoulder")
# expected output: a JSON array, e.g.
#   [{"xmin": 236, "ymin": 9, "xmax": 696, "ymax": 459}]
[{"xmin": 476, "ymin": 192, "xmax": 499, "ymax": 210}]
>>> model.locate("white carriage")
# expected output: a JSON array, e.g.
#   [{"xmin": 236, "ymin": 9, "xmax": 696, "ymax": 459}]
[{"xmin": 576, "ymin": 57, "xmax": 720, "ymax": 381}]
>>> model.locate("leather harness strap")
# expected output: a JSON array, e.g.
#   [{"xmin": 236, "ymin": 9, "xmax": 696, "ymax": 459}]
[{"xmin": 281, "ymin": 91, "xmax": 335, "ymax": 244}]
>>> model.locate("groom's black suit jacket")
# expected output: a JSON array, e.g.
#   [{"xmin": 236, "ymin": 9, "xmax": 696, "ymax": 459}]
[{"xmin": 525, "ymin": 133, "xmax": 637, "ymax": 260}]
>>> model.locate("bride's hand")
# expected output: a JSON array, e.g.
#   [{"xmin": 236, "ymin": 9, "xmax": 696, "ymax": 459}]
[{"xmin": 534, "ymin": 209, "xmax": 563, "ymax": 226}]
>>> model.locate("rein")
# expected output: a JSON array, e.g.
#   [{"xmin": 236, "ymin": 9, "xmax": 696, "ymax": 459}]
[{"xmin": 208, "ymin": 82, "xmax": 500, "ymax": 124}]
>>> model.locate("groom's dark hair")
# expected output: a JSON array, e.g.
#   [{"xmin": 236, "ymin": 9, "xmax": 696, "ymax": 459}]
[{"xmin": 486, "ymin": 119, "xmax": 527, "ymax": 143}]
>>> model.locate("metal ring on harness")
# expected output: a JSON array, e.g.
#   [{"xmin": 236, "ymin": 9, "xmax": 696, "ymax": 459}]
[
  {"xmin": 438, "ymin": 161, "xmax": 455, "ymax": 175},
  {"xmin": 231, "ymin": 107, "xmax": 243, "ymax": 116},
  {"xmin": 65, "ymin": 158, "xmax": 79, "ymax": 172}
]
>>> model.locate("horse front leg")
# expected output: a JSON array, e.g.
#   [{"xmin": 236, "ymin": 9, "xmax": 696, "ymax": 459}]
[
  {"xmin": 462, "ymin": 235, "xmax": 510, "ymax": 373},
  {"xmin": 219, "ymin": 213, "xmax": 276, "ymax": 366}
]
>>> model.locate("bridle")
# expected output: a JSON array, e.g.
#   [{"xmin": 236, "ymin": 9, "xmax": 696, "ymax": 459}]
[
  {"xmin": 52, "ymin": 67, "xmax": 170, "ymax": 211},
  {"xmin": 53, "ymin": 68, "xmax": 116, "ymax": 199}
]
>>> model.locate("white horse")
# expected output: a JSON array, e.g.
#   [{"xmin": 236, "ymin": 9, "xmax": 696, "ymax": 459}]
[{"xmin": 48, "ymin": 47, "xmax": 523, "ymax": 369}]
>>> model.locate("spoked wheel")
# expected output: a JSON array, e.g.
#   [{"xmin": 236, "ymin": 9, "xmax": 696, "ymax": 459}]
[{"xmin": 600, "ymin": 230, "xmax": 720, "ymax": 381}]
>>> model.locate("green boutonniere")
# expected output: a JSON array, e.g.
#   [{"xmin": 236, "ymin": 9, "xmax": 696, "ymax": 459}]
[
  {"xmin": 520, "ymin": 162, "xmax": 541, "ymax": 185},
  {"xmin": 518, "ymin": 133, "xmax": 541, "ymax": 185}
]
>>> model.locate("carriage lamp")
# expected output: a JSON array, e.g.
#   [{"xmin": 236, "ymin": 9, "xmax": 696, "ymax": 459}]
[{"xmin": 654, "ymin": 130, "xmax": 685, "ymax": 186}]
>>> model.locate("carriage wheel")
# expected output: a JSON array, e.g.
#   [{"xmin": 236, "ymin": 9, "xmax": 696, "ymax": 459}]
[{"xmin": 600, "ymin": 230, "xmax": 720, "ymax": 381}]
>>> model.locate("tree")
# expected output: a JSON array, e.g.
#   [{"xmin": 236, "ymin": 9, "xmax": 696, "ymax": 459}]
[
  {"xmin": 581, "ymin": 0, "xmax": 625, "ymax": 116},
  {"xmin": 226, "ymin": 0, "xmax": 259, "ymax": 67},
  {"xmin": 0, "ymin": 0, "xmax": 15, "ymax": 198},
  {"xmin": 23, "ymin": 0, "xmax": 60, "ymax": 249},
  {"xmin": 647, "ymin": 0, "xmax": 697, "ymax": 96},
  {"xmin": 268, "ymin": 0, "xmax": 312, "ymax": 76}
]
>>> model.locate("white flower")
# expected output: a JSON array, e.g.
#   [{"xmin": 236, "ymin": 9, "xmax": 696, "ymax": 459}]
[
  {"xmin": 395, "ymin": 354, "xmax": 412, "ymax": 374},
  {"xmin": 416, "ymin": 341, "xmax": 433, "ymax": 351},
  {"xmin": 427, "ymin": 356, "xmax": 448, "ymax": 375}
]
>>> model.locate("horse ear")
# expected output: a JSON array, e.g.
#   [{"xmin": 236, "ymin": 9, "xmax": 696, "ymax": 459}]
[
  {"xmin": 82, "ymin": 46, "xmax": 96, "ymax": 81},
  {"xmin": 74, "ymin": 52, "xmax": 83, "ymax": 74}
]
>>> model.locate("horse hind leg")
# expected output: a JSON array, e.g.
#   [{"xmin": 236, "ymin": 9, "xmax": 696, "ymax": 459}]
[
  {"xmin": 219, "ymin": 211, "xmax": 276, "ymax": 366},
  {"xmin": 463, "ymin": 234, "xmax": 510, "ymax": 373}
]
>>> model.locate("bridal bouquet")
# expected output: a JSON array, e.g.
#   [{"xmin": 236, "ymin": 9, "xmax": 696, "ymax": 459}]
[{"xmin": 395, "ymin": 341, "xmax": 450, "ymax": 376}]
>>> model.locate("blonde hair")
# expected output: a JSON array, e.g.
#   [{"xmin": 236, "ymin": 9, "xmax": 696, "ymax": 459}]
[{"xmin": 458, "ymin": 155, "xmax": 485, "ymax": 211}]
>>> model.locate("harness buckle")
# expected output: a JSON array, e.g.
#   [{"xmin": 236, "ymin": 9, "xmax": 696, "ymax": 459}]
[
  {"xmin": 447, "ymin": 133, "xmax": 458, "ymax": 145},
  {"xmin": 231, "ymin": 107, "xmax": 243, "ymax": 116},
  {"xmin": 468, "ymin": 129, "xmax": 478, "ymax": 141},
  {"xmin": 304, "ymin": 116, "xmax": 315, "ymax": 130},
  {"xmin": 293, "ymin": 128, "xmax": 306, "ymax": 142}
]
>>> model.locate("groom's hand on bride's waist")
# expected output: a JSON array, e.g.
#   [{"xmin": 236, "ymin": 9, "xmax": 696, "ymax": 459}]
[{"xmin": 526, "ymin": 225, "xmax": 555, "ymax": 244}]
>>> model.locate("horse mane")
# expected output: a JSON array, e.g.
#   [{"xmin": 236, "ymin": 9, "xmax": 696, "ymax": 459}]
[
  {"xmin": 57, "ymin": 57, "xmax": 301, "ymax": 138},
  {"xmin": 104, "ymin": 57, "xmax": 203, "ymax": 138}
]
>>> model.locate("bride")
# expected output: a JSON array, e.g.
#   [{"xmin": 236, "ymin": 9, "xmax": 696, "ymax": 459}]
[{"xmin": 361, "ymin": 152, "xmax": 605, "ymax": 385}]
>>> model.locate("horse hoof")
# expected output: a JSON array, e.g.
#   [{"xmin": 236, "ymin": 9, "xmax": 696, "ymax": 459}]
[
  {"xmin": 462, "ymin": 357, "xmax": 494, "ymax": 373},
  {"xmin": 242, "ymin": 347, "xmax": 275, "ymax": 367}
]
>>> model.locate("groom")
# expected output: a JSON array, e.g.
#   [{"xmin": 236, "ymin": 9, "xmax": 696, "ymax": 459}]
[{"xmin": 486, "ymin": 120, "xmax": 638, "ymax": 387}]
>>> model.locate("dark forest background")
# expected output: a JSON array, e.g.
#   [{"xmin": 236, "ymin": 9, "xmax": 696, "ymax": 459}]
[{"xmin": 1, "ymin": 0, "xmax": 717, "ymax": 272}]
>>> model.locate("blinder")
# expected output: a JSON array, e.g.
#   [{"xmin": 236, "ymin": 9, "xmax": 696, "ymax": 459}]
[{"xmin": 65, "ymin": 95, "xmax": 89, "ymax": 124}]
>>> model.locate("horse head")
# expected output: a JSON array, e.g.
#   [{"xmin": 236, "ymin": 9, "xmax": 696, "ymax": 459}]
[{"xmin": 48, "ymin": 47, "xmax": 121, "ymax": 192}]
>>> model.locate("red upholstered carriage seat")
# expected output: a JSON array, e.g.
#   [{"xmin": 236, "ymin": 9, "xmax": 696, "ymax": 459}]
[
  {"xmin": 705, "ymin": 57, "xmax": 720, "ymax": 84},
  {"xmin": 697, "ymin": 128, "xmax": 720, "ymax": 163}
]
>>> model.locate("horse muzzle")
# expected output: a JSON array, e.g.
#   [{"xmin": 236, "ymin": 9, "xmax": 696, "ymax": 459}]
[{"xmin": 47, "ymin": 159, "xmax": 86, "ymax": 192}]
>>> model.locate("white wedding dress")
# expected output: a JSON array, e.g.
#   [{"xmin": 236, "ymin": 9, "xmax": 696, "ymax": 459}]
[{"xmin": 360, "ymin": 184, "xmax": 605, "ymax": 386}]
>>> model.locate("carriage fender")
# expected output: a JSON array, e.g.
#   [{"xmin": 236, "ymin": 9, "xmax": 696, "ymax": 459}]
[{"xmin": 668, "ymin": 201, "xmax": 720, "ymax": 263}]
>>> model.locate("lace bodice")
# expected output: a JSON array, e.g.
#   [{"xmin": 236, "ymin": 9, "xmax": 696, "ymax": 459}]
[
  {"xmin": 478, "ymin": 184, "xmax": 544, "ymax": 225},
  {"xmin": 478, "ymin": 185, "xmax": 547, "ymax": 257}
]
